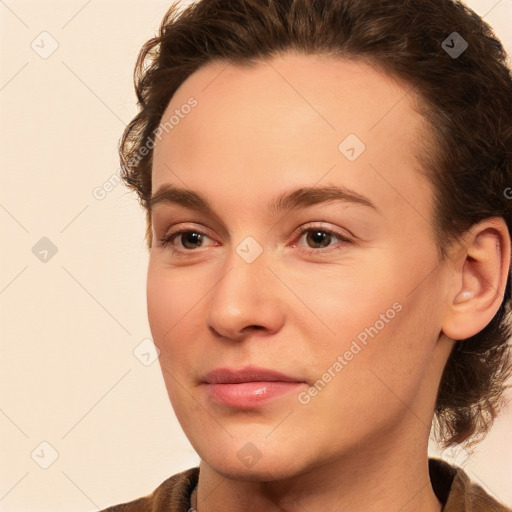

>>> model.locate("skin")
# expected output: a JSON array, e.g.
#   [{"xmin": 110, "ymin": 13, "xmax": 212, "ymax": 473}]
[{"xmin": 147, "ymin": 53, "xmax": 510, "ymax": 512}]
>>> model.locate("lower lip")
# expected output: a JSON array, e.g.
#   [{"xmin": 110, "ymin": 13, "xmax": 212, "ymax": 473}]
[{"xmin": 206, "ymin": 381, "xmax": 304, "ymax": 408}]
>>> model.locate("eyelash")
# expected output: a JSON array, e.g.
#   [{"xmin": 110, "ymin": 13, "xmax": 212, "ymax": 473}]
[{"xmin": 158, "ymin": 224, "xmax": 353, "ymax": 257}]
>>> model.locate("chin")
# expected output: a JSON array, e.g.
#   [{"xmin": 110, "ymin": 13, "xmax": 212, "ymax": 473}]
[
  {"xmin": 202, "ymin": 454, "xmax": 304, "ymax": 482},
  {"xmin": 194, "ymin": 434, "xmax": 316, "ymax": 481}
]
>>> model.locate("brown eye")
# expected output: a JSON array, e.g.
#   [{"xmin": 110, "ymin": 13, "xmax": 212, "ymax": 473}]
[
  {"xmin": 305, "ymin": 230, "xmax": 333, "ymax": 249},
  {"xmin": 293, "ymin": 225, "xmax": 353, "ymax": 255},
  {"xmin": 158, "ymin": 227, "xmax": 214, "ymax": 253},
  {"xmin": 180, "ymin": 231, "xmax": 205, "ymax": 249}
]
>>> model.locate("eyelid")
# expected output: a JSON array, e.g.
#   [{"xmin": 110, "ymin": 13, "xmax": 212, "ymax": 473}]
[
  {"xmin": 162, "ymin": 222, "xmax": 213, "ymax": 239},
  {"xmin": 292, "ymin": 221, "xmax": 355, "ymax": 241},
  {"xmin": 153, "ymin": 209, "xmax": 229, "ymax": 240}
]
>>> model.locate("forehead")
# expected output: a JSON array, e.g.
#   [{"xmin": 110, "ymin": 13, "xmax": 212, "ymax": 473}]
[{"xmin": 151, "ymin": 53, "xmax": 433, "ymax": 223}]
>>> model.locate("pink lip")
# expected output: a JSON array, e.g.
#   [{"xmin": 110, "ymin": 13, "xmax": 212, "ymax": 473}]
[{"xmin": 202, "ymin": 366, "xmax": 306, "ymax": 408}]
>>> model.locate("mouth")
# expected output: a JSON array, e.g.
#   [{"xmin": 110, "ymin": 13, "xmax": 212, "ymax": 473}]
[{"xmin": 202, "ymin": 365, "xmax": 307, "ymax": 408}]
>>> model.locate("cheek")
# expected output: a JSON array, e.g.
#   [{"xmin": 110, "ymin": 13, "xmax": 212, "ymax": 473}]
[
  {"xmin": 327, "ymin": 287, "xmax": 440, "ymax": 415},
  {"xmin": 147, "ymin": 268, "xmax": 173, "ymax": 343},
  {"xmin": 286, "ymin": 260, "xmax": 401, "ymax": 346},
  {"xmin": 146, "ymin": 263, "xmax": 198, "ymax": 352},
  {"xmin": 146, "ymin": 265, "xmax": 200, "ymax": 411},
  {"xmin": 293, "ymin": 251, "xmax": 439, "ymax": 386}
]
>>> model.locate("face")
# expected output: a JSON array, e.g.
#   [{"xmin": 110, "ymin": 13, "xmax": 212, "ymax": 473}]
[{"xmin": 148, "ymin": 53, "xmax": 452, "ymax": 480}]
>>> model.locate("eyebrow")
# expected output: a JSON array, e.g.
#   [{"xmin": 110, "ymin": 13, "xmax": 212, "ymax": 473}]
[{"xmin": 149, "ymin": 184, "xmax": 380, "ymax": 216}]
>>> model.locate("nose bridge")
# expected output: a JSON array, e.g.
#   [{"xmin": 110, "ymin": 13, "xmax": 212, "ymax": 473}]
[
  {"xmin": 206, "ymin": 237, "xmax": 283, "ymax": 338},
  {"xmin": 216, "ymin": 230, "xmax": 268, "ymax": 297}
]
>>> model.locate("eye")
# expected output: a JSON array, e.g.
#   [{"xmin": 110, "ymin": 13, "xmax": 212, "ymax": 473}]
[
  {"xmin": 158, "ymin": 227, "xmax": 216, "ymax": 254},
  {"xmin": 293, "ymin": 225, "xmax": 353, "ymax": 254},
  {"xmin": 157, "ymin": 223, "xmax": 353, "ymax": 256}
]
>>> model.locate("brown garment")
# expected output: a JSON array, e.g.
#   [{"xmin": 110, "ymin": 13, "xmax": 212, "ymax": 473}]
[{"xmin": 99, "ymin": 458, "xmax": 511, "ymax": 511}]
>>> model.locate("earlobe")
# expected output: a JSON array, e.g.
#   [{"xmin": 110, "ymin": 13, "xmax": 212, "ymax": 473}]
[{"xmin": 441, "ymin": 217, "xmax": 511, "ymax": 341}]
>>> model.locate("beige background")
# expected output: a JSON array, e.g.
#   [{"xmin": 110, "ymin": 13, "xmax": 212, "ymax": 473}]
[{"xmin": 0, "ymin": 1, "xmax": 511, "ymax": 510}]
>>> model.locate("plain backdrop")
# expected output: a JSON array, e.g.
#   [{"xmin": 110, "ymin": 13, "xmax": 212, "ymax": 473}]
[{"xmin": 1, "ymin": 1, "xmax": 511, "ymax": 510}]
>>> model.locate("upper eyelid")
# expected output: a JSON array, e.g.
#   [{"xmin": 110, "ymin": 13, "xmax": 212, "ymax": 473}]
[
  {"xmin": 289, "ymin": 222, "xmax": 355, "ymax": 246},
  {"xmin": 163, "ymin": 223, "xmax": 216, "ymax": 240},
  {"xmin": 162, "ymin": 221, "xmax": 347, "ymax": 238},
  {"xmin": 153, "ymin": 204, "xmax": 358, "ymax": 232},
  {"xmin": 292, "ymin": 226, "xmax": 353, "ymax": 248}
]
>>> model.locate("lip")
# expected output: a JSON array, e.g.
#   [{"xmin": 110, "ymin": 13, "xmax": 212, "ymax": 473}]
[
  {"xmin": 203, "ymin": 365, "xmax": 303, "ymax": 384},
  {"xmin": 202, "ymin": 365, "xmax": 306, "ymax": 408}
]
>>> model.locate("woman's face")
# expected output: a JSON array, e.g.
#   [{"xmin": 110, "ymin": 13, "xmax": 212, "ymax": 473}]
[{"xmin": 147, "ymin": 53, "xmax": 453, "ymax": 479}]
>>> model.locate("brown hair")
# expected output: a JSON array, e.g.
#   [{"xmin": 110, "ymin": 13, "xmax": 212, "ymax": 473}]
[{"xmin": 119, "ymin": 0, "xmax": 512, "ymax": 449}]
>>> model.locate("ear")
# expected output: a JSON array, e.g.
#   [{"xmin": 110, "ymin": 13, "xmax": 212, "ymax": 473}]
[{"xmin": 441, "ymin": 217, "xmax": 511, "ymax": 341}]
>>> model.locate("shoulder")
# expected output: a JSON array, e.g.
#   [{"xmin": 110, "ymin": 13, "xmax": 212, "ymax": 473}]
[
  {"xmin": 429, "ymin": 458, "xmax": 511, "ymax": 512},
  {"xmin": 98, "ymin": 466, "xmax": 199, "ymax": 512}
]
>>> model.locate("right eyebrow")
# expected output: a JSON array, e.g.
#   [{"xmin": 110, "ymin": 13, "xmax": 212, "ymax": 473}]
[{"xmin": 149, "ymin": 185, "xmax": 214, "ymax": 215}]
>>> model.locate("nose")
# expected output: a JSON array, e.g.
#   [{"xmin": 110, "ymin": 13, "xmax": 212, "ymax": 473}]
[{"xmin": 206, "ymin": 245, "xmax": 285, "ymax": 341}]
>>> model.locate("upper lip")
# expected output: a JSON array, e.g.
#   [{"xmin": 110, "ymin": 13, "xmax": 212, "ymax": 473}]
[{"xmin": 203, "ymin": 365, "xmax": 304, "ymax": 384}]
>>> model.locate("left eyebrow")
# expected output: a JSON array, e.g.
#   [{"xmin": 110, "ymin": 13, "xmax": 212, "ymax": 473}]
[
  {"xmin": 269, "ymin": 185, "xmax": 380, "ymax": 216},
  {"xmin": 149, "ymin": 184, "xmax": 380, "ymax": 216}
]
